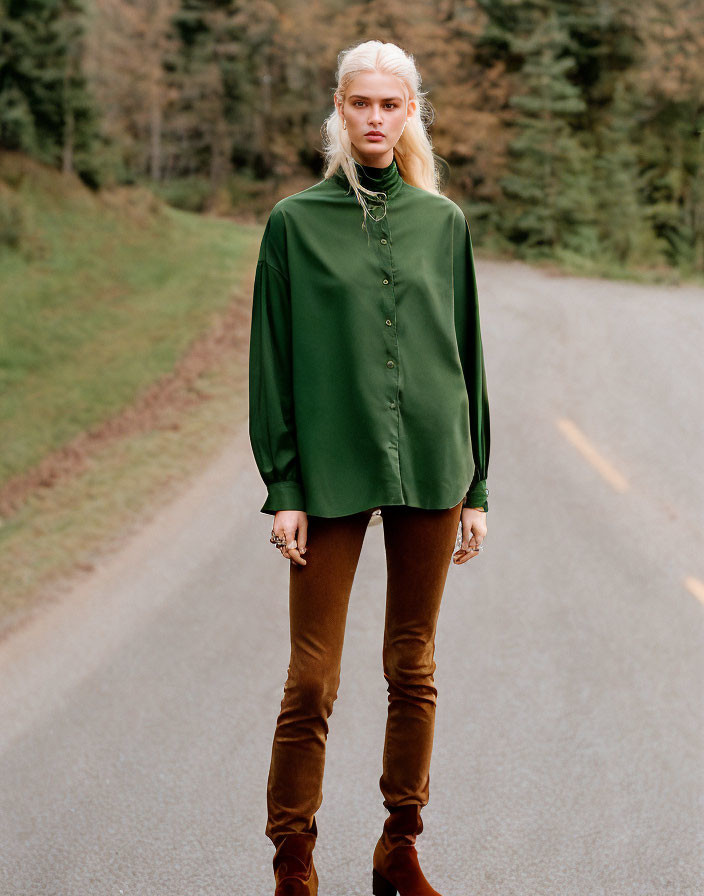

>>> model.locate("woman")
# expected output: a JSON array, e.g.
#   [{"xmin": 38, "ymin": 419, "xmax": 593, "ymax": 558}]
[{"xmin": 249, "ymin": 39, "xmax": 490, "ymax": 896}]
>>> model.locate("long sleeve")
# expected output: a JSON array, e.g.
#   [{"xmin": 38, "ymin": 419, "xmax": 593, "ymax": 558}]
[
  {"xmin": 453, "ymin": 211, "xmax": 491, "ymax": 512},
  {"xmin": 248, "ymin": 210, "xmax": 306, "ymax": 515}
]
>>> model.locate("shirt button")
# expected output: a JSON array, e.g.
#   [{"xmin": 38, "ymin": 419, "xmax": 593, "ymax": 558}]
[
  {"xmin": 385, "ymin": 319, "xmax": 392, "ymax": 326},
  {"xmin": 382, "ymin": 278, "xmax": 389, "ymax": 284},
  {"xmin": 389, "ymin": 401, "xmax": 396, "ymax": 409},
  {"xmin": 380, "ymin": 238, "xmax": 387, "ymax": 244},
  {"xmin": 386, "ymin": 360, "xmax": 394, "ymax": 368}
]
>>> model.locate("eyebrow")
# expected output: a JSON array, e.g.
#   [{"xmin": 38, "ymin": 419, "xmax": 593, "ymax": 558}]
[{"xmin": 349, "ymin": 95, "xmax": 403, "ymax": 102}]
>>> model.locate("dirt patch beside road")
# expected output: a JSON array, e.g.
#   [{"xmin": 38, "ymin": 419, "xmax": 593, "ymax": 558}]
[{"xmin": 1, "ymin": 296, "xmax": 251, "ymax": 520}]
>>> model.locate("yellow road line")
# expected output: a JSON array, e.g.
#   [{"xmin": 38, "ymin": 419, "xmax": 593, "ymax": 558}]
[
  {"xmin": 556, "ymin": 417, "xmax": 629, "ymax": 493},
  {"xmin": 557, "ymin": 419, "xmax": 701, "ymax": 606},
  {"xmin": 684, "ymin": 577, "xmax": 704, "ymax": 605}
]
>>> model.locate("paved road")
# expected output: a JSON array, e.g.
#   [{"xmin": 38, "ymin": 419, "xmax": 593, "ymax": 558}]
[{"xmin": 1, "ymin": 259, "xmax": 703, "ymax": 895}]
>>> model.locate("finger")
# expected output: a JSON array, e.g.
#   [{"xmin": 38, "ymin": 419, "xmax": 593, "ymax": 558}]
[
  {"xmin": 453, "ymin": 546, "xmax": 478, "ymax": 563},
  {"xmin": 452, "ymin": 523, "xmax": 471, "ymax": 559},
  {"xmin": 471, "ymin": 519, "xmax": 487, "ymax": 541},
  {"xmin": 287, "ymin": 546, "xmax": 307, "ymax": 566},
  {"xmin": 454, "ymin": 544, "xmax": 479, "ymax": 564},
  {"xmin": 459, "ymin": 521, "xmax": 471, "ymax": 552},
  {"xmin": 456, "ymin": 550, "xmax": 477, "ymax": 564},
  {"xmin": 472, "ymin": 531, "xmax": 485, "ymax": 550},
  {"xmin": 453, "ymin": 532, "xmax": 480, "ymax": 563},
  {"xmin": 297, "ymin": 517, "xmax": 308, "ymax": 556},
  {"xmin": 283, "ymin": 525, "xmax": 306, "ymax": 566},
  {"xmin": 281, "ymin": 526, "xmax": 297, "ymax": 559},
  {"xmin": 471, "ymin": 518, "xmax": 487, "ymax": 546}
]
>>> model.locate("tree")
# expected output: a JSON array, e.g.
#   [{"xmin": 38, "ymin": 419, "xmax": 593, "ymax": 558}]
[
  {"xmin": 86, "ymin": 0, "xmax": 179, "ymax": 182},
  {"xmin": 592, "ymin": 76, "xmax": 650, "ymax": 265},
  {"xmin": 498, "ymin": 8, "xmax": 598, "ymax": 257},
  {"xmin": 0, "ymin": 0, "xmax": 100, "ymax": 183},
  {"xmin": 162, "ymin": 0, "xmax": 281, "ymax": 184}
]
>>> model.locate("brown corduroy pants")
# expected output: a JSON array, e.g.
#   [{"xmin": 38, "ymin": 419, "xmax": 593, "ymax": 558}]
[{"xmin": 265, "ymin": 498, "xmax": 464, "ymax": 847}]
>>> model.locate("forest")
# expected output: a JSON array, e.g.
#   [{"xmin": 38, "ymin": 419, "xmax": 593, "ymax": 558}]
[{"xmin": 1, "ymin": 0, "xmax": 703, "ymax": 277}]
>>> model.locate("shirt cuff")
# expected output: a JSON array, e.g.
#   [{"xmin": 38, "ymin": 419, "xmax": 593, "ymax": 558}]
[
  {"xmin": 465, "ymin": 480, "xmax": 489, "ymax": 512},
  {"xmin": 260, "ymin": 480, "xmax": 307, "ymax": 514}
]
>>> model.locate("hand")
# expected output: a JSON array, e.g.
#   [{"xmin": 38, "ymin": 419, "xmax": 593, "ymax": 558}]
[
  {"xmin": 272, "ymin": 510, "xmax": 308, "ymax": 566},
  {"xmin": 452, "ymin": 507, "xmax": 487, "ymax": 565}
]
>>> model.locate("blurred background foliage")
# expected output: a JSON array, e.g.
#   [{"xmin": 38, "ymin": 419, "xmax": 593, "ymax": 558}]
[{"xmin": 1, "ymin": 0, "xmax": 702, "ymax": 274}]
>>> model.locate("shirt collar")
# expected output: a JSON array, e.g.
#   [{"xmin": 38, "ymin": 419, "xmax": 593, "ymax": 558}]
[{"xmin": 332, "ymin": 157, "xmax": 404, "ymax": 199}]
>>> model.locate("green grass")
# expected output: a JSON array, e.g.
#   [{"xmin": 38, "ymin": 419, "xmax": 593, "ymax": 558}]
[
  {"xmin": 0, "ymin": 156, "xmax": 261, "ymax": 483},
  {"xmin": 0, "ymin": 348, "xmax": 250, "ymax": 627},
  {"xmin": 0, "ymin": 153, "xmax": 262, "ymax": 631}
]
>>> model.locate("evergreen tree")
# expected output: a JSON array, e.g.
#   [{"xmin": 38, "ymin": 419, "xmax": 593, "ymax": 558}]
[
  {"xmin": 592, "ymin": 76, "xmax": 650, "ymax": 265},
  {"xmin": 639, "ymin": 101, "xmax": 703, "ymax": 272},
  {"xmin": 0, "ymin": 0, "xmax": 100, "ymax": 183},
  {"xmin": 498, "ymin": 8, "xmax": 598, "ymax": 258},
  {"xmin": 162, "ymin": 0, "xmax": 225, "ymax": 180},
  {"xmin": 162, "ymin": 0, "xmax": 279, "ymax": 184}
]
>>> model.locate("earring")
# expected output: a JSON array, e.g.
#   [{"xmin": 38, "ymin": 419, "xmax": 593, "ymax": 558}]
[{"xmin": 343, "ymin": 118, "xmax": 347, "ymax": 130}]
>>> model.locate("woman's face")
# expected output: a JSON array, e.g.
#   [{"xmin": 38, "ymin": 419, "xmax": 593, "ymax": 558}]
[{"xmin": 336, "ymin": 70, "xmax": 415, "ymax": 167}]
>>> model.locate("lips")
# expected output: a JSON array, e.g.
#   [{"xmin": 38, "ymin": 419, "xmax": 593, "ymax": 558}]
[{"xmin": 365, "ymin": 132, "xmax": 384, "ymax": 136}]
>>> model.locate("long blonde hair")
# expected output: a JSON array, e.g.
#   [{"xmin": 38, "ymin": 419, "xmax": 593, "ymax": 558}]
[{"xmin": 321, "ymin": 40, "xmax": 444, "ymax": 229}]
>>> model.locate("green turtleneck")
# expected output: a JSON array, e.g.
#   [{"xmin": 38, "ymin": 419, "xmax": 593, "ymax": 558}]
[
  {"xmin": 340, "ymin": 157, "xmax": 406, "ymax": 196},
  {"xmin": 249, "ymin": 154, "xmax": 490, "ymax": 517}
]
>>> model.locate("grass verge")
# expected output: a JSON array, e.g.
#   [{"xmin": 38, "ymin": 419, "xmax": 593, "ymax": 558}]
[{"xmin": 0, "ymin": 152, "xmax": 261, "ymax": 637}]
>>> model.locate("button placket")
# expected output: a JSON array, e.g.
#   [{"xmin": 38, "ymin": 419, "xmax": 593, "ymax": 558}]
[
  {"xmin": 377, "ymin": 217, "xmax": 403, "ymax": 498},
  {"xmin": 380, "ymin": 225, "xmax": 396, "ymax": 380}
]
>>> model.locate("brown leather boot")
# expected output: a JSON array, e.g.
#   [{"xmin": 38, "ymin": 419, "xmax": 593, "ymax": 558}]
[
  {"xmin": 273, "ymin": 832, "xmax": 318, "ymax": 895},
  {"xmin": 372, "ymin": 804, "xmax": 442, "ymax": 896}
]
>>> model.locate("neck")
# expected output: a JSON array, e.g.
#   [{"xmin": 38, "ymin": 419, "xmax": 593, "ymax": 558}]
[
  {"xmin": 335, "ymin": 155, "xmax": 403, "ymax": 198},
  {"xmin": 351, "ymin": 148, "xmax": 395, "ymax": 168}
]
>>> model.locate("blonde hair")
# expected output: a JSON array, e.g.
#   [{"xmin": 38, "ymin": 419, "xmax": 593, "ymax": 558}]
[{"xmin": 321, "ymin": 40, "xmax": 443, "ymax": 230}]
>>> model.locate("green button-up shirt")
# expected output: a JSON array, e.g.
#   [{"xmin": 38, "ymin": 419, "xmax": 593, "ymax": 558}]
[{"xmin": 248, "ymin": 156, "xmax": 490, "ymax": 517}]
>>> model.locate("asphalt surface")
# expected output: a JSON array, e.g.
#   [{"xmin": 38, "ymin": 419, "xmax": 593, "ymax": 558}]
[{"xmin": 1, "ymin": 259, "xmax": 703, "ymax": 895}]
